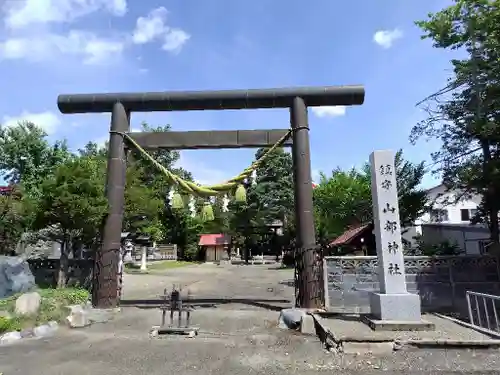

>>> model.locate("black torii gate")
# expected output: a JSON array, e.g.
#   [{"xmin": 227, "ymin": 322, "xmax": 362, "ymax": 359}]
[{"xmin": 57, "ymin": 85, "xmax": 365, "ymax": 309}]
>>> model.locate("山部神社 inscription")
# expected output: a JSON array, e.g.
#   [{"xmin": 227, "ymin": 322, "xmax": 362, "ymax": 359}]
[
  {"xmin": 387, "ymin": 241, "xmax": 399, "ymax": 254},
  {"xmin": 382, "ymin": 203, "xmax": 395, "ymax": 214},
  {"xmin": 388, "ymin": 263, "xmax": 402, "ymax": 275},
  {"xmin": 369, "ymin": 150, "xmax": 408, "ymax": 294}
]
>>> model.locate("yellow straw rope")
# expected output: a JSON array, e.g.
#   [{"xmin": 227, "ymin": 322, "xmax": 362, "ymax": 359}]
[{"xmin": 111, "ymin": 129, "xmax": 292, "ymax": 197}]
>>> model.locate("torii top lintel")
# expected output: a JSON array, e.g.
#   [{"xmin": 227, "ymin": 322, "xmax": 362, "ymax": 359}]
[{"xmin": 57, "ymin": 85, "xmax": 365, "ymax": 114}]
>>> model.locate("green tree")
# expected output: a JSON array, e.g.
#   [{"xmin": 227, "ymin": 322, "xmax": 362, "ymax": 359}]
[
  {"xmin": 313, "ymin": 168, "xmax": 371, "ymax": 242},
  {"xmin": 249, "ymin": 148, "xmax": 294, "ymax": 225},
  {"xmin": 0, "ymin": 122, "xmax": 72, "ymax": 196},
  {"xmin": 123, "ymin": 162, "xmax": 164, "ymax": 242},
  {"xmin": 313, "ymin": 150, "xmax": 428, "ymax": 243},
  {"xmin": 224, "ymin": 147, "xmax": 294, "ymax": 260},
  {"xmin": 0, "ymin": 187, "xmax": 33, "ymax": 255},
  {"xmin": 412, "ymin": 0, "xmax": 500, "ymax": 244},
  {"xmin": 33, "ymin": 156, "xmax": 108, "ymax": 287}
]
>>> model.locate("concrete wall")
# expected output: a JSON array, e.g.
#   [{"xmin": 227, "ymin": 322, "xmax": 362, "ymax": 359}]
[{"xmin": 324, "ymin": 255, "xmax": 500, "ymax": 318}]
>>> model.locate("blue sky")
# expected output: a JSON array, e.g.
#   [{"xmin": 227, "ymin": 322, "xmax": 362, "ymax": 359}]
[{"xmin": 0, "ymin": 0, "xmax": 455, "ymax": 187}]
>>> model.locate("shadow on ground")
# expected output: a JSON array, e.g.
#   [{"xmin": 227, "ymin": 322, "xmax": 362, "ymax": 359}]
[{"xmin": 120, "ymin": 297, "xmax": 293, "ymax": 311}]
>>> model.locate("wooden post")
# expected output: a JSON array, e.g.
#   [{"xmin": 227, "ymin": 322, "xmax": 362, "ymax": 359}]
[
  {"xmin": 92, "ymin": 103, "xmax": 129, "ymax": 308},
  {"xmin": 290, "ymin": 97, "xmax": 318, "ymax": 309}
]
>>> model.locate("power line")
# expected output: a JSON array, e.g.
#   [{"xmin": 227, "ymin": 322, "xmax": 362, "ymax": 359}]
[{"xmin": 422, "ymin": 146, "xmax": 482, "ymax": 173}]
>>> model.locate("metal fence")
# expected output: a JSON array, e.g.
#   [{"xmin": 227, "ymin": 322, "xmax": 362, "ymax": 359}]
[{"xmin": 467, "ymin": 291, "xmax": 500, "ymax": 335}]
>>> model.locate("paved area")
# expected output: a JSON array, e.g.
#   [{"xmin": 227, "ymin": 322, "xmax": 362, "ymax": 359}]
[
  {"xmin": 320, "ymin": 314, "xmax": 495, "ymax": 342},
  {"xmin": 121, "ymin": 263, "xmax": 295, "ymax": 303},
  {"xmin": 2, "ymin": 263, "xmax": 500, "ymax": 374}
]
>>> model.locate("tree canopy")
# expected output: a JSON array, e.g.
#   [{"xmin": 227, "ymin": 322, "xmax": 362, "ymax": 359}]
[
  {"xmin": 412, "ymin": 0, "xmax": 500, "ymax": 244},
  {"xmin": 313, "ymin": 150, "xmax": 428, "ymax": 243}
]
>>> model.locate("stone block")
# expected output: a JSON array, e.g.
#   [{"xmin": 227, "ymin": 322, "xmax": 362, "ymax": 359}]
[
  {"xmin": 370, "ymin": 292, "xmax": 421, "ymax": 322},
  {"xmin": 15, "ymin": 291, "xmax": 41, "ymax": 316},
  {"xmin": 65, "ymin": 305, "xmax": 91, "ymax": 328},
  {"xmin": 33, "ymin": 321, "xmax": 58, "ymax": 337},
  {"xmin": 300, "ymin": 314, "xmax": 316, "ymax": 335},
  {"xmin": 0, "ymin": 331, "xmax": 22, "ymax": 344}
]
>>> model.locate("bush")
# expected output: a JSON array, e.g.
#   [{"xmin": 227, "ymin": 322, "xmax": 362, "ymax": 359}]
[{"xmin": 182, "ymin": 243, "xmax": 199, "ymax": 261}]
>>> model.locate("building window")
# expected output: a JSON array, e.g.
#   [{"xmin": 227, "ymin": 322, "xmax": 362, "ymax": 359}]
[
  {"xmin": 461, "ymin": 208, "xmax": 478, "ymax": 222},
  {"xmin": 430, "ymin": 209, "xmax": 449, "ymax": 223}
]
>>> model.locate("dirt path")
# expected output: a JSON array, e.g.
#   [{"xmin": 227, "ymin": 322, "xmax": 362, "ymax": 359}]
[{"xmin": 121, "ymin": 263, "xmax": 295, "ymax": 302}]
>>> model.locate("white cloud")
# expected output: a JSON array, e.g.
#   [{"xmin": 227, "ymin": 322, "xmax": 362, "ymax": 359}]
[
  {"xmin": 132, "ymin": 7, "xmax": 190, "ymax": 53},
  {"xmin": 0, "ymin": 0, "xmax": 128, "ymax": 64},
  {"xmin": 2, "ymin": 0, "xmax": 127, "ymax": 30},
  {"xmin": 0, "ymin": 2, "xmax": 189, "ymax": 64},
  {"xmin": 0, "ymin": 31, "xmax": 125, "ymax": 64},
  {"xmin": 3, "ymin": 111, "xmax": 61, "ymax": 134},
  {"xmin": 162, "ymin": 28, "xmax": 190, "ymax": 53},
  {"xmin": 373, "ymin": 29, "xmax": 403, "ymax": 49},
  {"xmin": 311, "ymin": 106, "xmax": 346, "ymax": 118},
  {"xmin": 132, "ymin": 7, "xmax": 168, "ymax": 44}
]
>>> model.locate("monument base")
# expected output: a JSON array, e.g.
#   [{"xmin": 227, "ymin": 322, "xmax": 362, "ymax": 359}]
[
  {"xmin": 365, "ymin": 292, "xmax": 432, "ymax": 331},
  {"xmin": 370, "ymin": 292, "xmax": 421, "ymax": 321},
  {"xmin": 362, "ymin": 315, "xmax": 435, "ymax": 331}
]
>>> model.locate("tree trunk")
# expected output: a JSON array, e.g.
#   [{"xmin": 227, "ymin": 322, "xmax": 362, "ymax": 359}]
[
  {"xmin": 481, "ymin": 140, "xmax": 500, "ymax": 246},
  {"xmin": 58, "ymin": 240, "xmax": 69, "ymax": 288}
]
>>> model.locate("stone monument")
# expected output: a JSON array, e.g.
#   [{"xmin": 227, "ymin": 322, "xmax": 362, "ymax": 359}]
[{"xmin": 367, "ymin": 150, "xmax": 431, "ymax": 330}]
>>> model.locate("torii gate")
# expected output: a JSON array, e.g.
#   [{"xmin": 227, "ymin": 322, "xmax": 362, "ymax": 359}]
[{"xmin": 57, "ymin": 85, "xmax": 365, "ymax": 309}]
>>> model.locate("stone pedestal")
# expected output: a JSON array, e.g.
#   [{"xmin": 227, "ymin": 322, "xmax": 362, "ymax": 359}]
[{"xmin": 370, "ymin": 292, "xmax": 421, "ymax": 321}]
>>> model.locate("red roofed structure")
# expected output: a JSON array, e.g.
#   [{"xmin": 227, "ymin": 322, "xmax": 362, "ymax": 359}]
[
  {"xmin": 0, "ymin": 186, "xmax": 14, "ymax": 196},
  {"xmin": 199, "ymin": 234, "xmax": 231, "ymax": 262},
  {"xmin": 328, "ymin": 223, "xmax": 376, "ymax": 256}
]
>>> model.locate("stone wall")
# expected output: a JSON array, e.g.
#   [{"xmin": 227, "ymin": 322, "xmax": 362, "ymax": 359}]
[
  {"xmin": 27, "ymin": 258, "xmax": 93, "ymax": 290},
  {"xmin": 324, "ymin": 255, "xmax": 500, "ymax": 318}
]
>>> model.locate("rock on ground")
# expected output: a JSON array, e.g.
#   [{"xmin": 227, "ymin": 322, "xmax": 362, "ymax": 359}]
[
  {"xmin": 33, "ymin": 321, "xmax": 58, "ymax": 337},
  {"xmin": 65, "ymin": 304, "xmax": 118, "ymax": 328},
  {"xmin": 278, "ymin": 308, "xmax": 304, "ymax": 329},
  {"xmin": 15, "ymin": 291, "xmax": 41, "ymax": 316},
  {"xmin": 0, "ymin": 331, "xmax": 21, "ymax": 344},
  {"xmin": 65, "ymin": 305, "xmax": 91, "ymax": 328},
  {"xmin": 0, "ymin": 256, "xmax": 36, "ymax": 298}
]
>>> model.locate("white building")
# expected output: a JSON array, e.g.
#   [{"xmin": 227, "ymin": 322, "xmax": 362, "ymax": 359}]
[
  {"xmin": 418, "ymin": 184, "xmax": 481, "ymax": 226},
  {"xmin": 403, "ymin": 183, "xmax": 483, "ymax": 249}
]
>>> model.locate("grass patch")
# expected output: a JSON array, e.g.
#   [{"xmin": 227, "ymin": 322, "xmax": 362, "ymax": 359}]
[{"xmin": 0, "ymin": 287, "xmax": 89, "ymax": 334}]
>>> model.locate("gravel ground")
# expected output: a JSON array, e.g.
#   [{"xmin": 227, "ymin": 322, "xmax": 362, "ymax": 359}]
[
  {"xmin": 2, "ymin": 264, "xmax": 500, "ymax": 374},
  {"xmin": 2, "ymin": 307, "xmax": 500, "ymax": 374}
]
